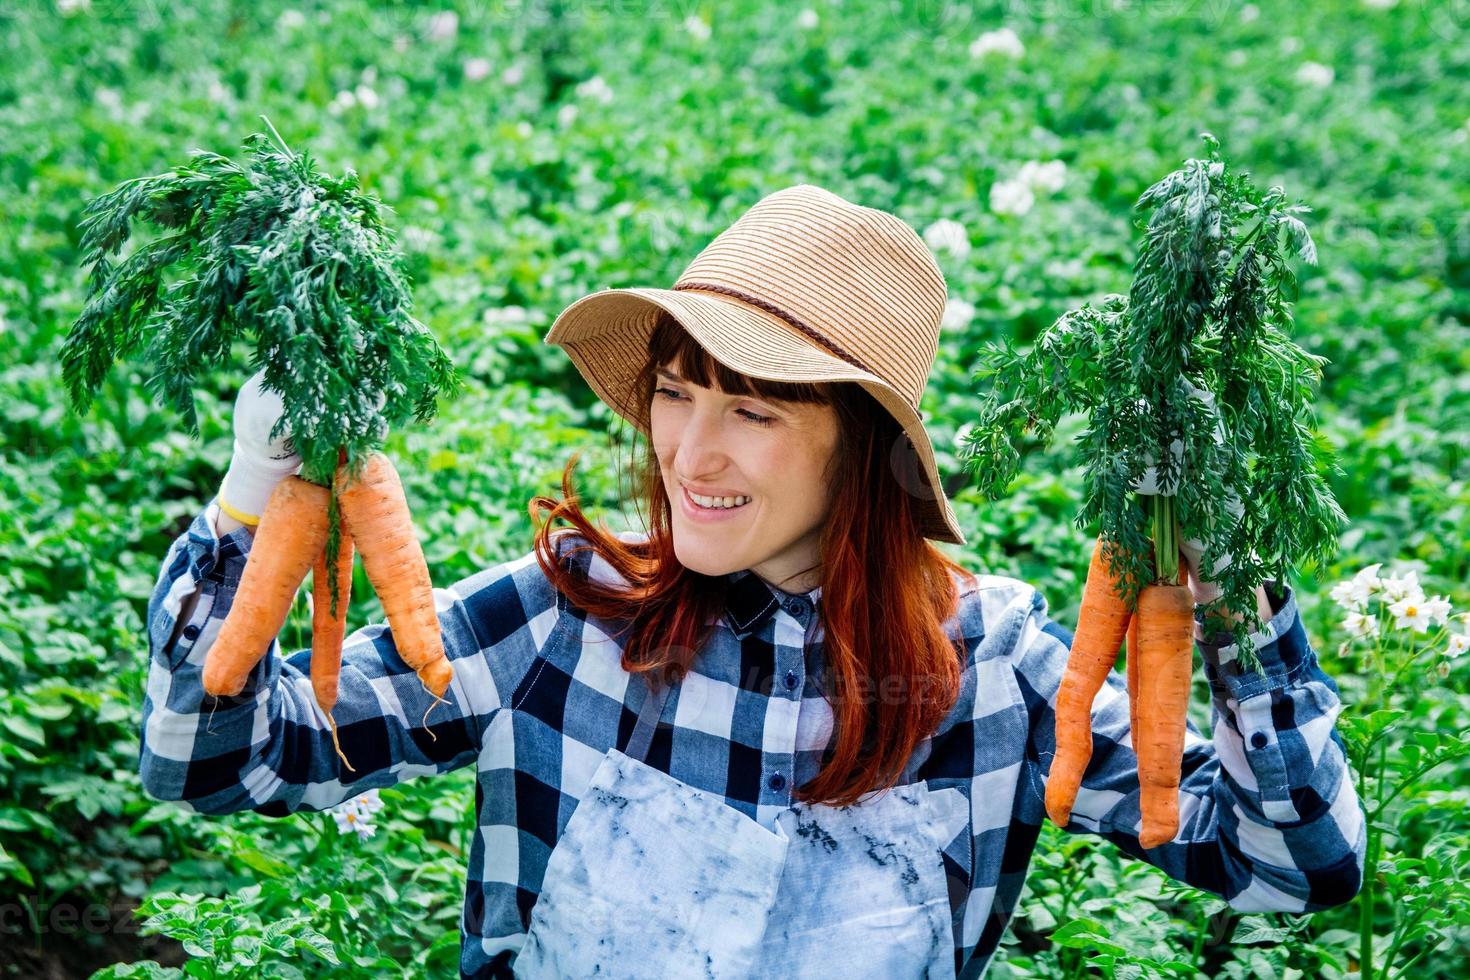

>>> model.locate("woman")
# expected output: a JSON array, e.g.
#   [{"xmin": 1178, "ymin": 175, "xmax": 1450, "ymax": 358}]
[{"xmin": 139, "ymin": 184, "xmax": 1366, "ymax": 979}]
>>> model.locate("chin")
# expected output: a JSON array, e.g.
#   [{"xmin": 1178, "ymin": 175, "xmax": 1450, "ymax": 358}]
[{"xmin": 671, "ymin": 538, "xmax": 739, "ymax": 578}]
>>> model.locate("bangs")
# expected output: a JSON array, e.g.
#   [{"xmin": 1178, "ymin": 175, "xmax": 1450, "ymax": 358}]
[{"xmin": 645, "ymin": 309, "xmax": 833, "ymax": 405}]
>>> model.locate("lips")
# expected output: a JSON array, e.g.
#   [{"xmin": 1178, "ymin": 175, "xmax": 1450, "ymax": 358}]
[
  {"xmin": 680, "ymin": 485, "xmax": 751, "ymax": 519},
  {"xmin": 685, "ymin": 486, "xmax": 749, "ymax": 508}
]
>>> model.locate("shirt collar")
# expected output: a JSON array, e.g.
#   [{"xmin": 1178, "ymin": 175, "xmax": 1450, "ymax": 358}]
[{"xmin": 719, "ymin": 569, "xmax": 822, "ymax": 638}]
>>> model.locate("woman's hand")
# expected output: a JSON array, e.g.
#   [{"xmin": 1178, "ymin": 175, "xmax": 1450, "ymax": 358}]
[
  {"xmin": 1133, "ymin": 459, "xmax": 1273, "ymax": 633},
  {"xmin": 216, "ymin": 370, "xmax": 302, "ymax": 536}
]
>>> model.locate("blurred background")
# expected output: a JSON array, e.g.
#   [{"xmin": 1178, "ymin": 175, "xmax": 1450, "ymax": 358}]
[{"xmin": 1, "ymin": 0, "xmax": 1466, "ymax": 976}]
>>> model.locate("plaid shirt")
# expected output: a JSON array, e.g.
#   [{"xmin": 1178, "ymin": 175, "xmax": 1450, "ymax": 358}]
[{"xmin": 141, "ymin": 500, "xmax": 1366, "ymax": 979}]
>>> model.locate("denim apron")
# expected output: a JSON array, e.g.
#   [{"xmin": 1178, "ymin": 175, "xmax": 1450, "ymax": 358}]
[{"xmin": 514, "ymin": 674, "xmax": 961, "ymax": 979}]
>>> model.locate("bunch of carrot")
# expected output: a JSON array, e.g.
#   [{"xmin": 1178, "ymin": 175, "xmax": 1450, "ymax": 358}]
[
  {"xmin": 1045, "ymin": 535, "xmax": 1196, "ymax": 850},
  {"xmin": 201, "ymin": 450, "xmax": 453, "ymax": 770}
]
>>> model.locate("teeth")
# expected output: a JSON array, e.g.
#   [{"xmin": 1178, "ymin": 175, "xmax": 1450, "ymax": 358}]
[{"xmin": 688, "ymin": 489, "xmax": 751, "ymax": 509}]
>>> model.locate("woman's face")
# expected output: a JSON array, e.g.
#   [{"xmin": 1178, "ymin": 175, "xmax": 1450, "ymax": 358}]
[{"xmin": 650, "ymin": 357, "xmax": 840, "ymax": 593}]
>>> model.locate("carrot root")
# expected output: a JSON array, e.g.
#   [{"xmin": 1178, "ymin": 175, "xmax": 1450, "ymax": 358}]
[
  {"xmin": 1134, "ymin": 579, "xmax": 1195, "ymax": 849},
  {"xmin": 203, "ymin": 476, "xmax": 331, "ymax": 698},
  {"xmin": 1046, "ymin": 537, "xmax": 1135, "ymax": 828},
  {"xmin": 337, "ymin": 452, "xmax": 454, "ymax": 702},
  {"xmin": 311, "ymin": 529, "xmax": 355, "ymax": 713}
]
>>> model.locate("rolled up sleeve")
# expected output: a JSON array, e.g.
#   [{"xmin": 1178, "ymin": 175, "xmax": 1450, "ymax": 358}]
[
  {"xmin": 139, "ymin": 498, "xmax": 551, "ymax": 817},
  {"xmin": 1015, "ymin": 581, "xmax": 1368, "ymax": 913}
]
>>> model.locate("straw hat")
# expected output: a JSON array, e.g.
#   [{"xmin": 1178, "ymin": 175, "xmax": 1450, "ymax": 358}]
[{"xmin": 542, "ymin": 183, "xmax": 967, "ymax": 546}]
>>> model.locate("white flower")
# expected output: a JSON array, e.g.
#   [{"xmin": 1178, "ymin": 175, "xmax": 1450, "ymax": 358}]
[
  {"xmin": 402, "ymin": 226, "xmax": 441, "ymax": 252},
  {"xmin": 989, "ymin": 178, "xmax": 1034, "ymax": 216},
  {"xmin": 1226, "ymin": 50, "xmax": 1248, "ymax": 68},
  {"xmin": 796, "ymin": 8, "xmax": 819, "ymax": 30},
  {"xmin": 1362, "ymin": 0, "xmax": 1397, "ymax": 8},
  {"xmin": 1342, "ymin": 611, "xmax": 1378, "ymax": 637},
  {"xmin": 347, "ymin": 788, "xmax": 384, "ymax": 816},
  {"xmin": 1446, "ymin": 632, "xmax": 1470, "ymax": 658},
  {"xmin": 1381, "ymin": 569, "xmax": 1424, "ymax": 604},
  {"xmin": 1423, "ymin": 595, "xmax": 1453, "ymax": 627},
  {"xmin": 1280, "ymin": 36, "xmax": 1303, "ymax": 54},
  {"xmin": 1330, "ymin": 562, "xmax": 1384, "ymax": 610},
  {"xmin": 1389, "ymin": 594, "xmax": 1432, "ymax": 633},
  {"xmin": 482, "ymin": 305, "xmax": 531, "ymax": 327},
  {"xmin": 923, "ymin": 218, "xmax": 971, "ymax": 258},
  {"xmin": 576, "ymin": 75, "xmax": 614, "ymax": 104},
  {"xmin": 1329, "ymin": 580, "xmax": 1359, "ymax": 610},
  {"xmin": 683, "ymin": 14, "xmax": 711, "ymax": 41},
  {"xmin": 428, "ymin": 10, "xmax": 458, "ymax": 42},
  {"xmin": 331, "ymin": 795, "xmax": 379, "ymax": 841},
  {"xmin": 463, "ymin": 58, "xmax": 492, "ymax": 82},
  {"xmin": 276, "ymin": 9, "xmax": 305, "ymax": 30},
  {"xmin": 969, "ymin": 27, "xmax": 1024, "ymax": 60},
  {"xmin": 941, "ymin": 298, "xmax": 976, "ymax": 332},
  {"xmin": 1295, "ymin": 61, "xmax": 1334, "ymax": 88},
  {"xmin": 328, "ymin": 89, "xmax": 357, "ymax": 115},
  {"xmin": 354, "ymin": 85, "xmax": 380, "ymax": 110},
  {"xmin": 501, "ymin": 62, "xmax": 526, "ymax": 86},
  {"xmin": 557, "ymin": 103, "xmax": 579, "ymax": 127},
  {"xmin": 57, "ymin": 0, "xmax": 91, "ymax": 14},
  {"xmin": 1239, "ymin": 3, "xmax": 1258, "ymax": 21},
  {"xmin": 1017, "ymin": 159, "xmax": 1067, "ymax": 195}
]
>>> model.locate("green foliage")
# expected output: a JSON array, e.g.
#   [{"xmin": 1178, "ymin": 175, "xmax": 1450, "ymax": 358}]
[
  {"xmin": 57, "ymin": 118, "xmax": 462, "ymax": 609},
  {"xmin": 0, "ymin": 0, "xmax": 1465, "ymax": 977},
  {"xmin": 61, "ymin": 120, "xmax": 459, "ymax": 488}
]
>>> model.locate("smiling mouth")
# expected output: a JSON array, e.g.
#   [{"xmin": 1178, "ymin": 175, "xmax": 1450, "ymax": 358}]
[{"xmin": 682, "ymin": 486, "xmax": 752, "ymax": 511}]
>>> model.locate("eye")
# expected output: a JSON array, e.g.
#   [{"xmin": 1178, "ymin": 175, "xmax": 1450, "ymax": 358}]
[{"xmin": 653, "ymin": 387, "xmax": 775, "ymax": 427}]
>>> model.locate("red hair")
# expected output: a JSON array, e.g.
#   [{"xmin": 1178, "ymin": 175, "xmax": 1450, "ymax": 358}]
[{"xmin": 530, "ymin": 311, "xmax": 975, "ymax": 807}]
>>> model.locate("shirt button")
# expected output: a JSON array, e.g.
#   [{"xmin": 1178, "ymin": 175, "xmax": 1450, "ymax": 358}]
[
  {"xmin": 182, "ymin": 624, "xmax": 201, "ymax": 641},
  {"xmin": 785, "ymin": 597, "xmax": 809, "ymax": 618},
  {"xmin": 784, "ymin": 670, "xmax": 798, "ymax": 691},
  {"xmin": 1250, "ymin": 732, "xmax": 1268, "ymax": 750},
  {"xmin": 768, "ymin": 772, "xmax": 787, "ymax": 792}
]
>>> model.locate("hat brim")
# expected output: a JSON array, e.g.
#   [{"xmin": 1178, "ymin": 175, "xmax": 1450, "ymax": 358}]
[{"xmin": 543, "ymin": 286, "xmax": 966, "ymax": 545}]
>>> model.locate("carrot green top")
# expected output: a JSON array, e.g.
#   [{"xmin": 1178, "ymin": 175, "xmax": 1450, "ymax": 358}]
[
  {"xmin": 60, "ymin": 116, "xmax": 459, "ymax": 492},
  {"xmin": 961, "ymin": 134, "xmax": 1345, "ymax": 664}
]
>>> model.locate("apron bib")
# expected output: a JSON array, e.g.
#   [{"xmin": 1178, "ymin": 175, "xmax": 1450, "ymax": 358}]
[{"xmin": 515, "ymin": 674, "xmax": 960, "ymax": 979}]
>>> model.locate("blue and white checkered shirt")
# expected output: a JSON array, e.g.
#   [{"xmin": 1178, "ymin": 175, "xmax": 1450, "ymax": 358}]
[{"xmin": 140, "ymin": 500, "xmax": 1366, "ymax": 978}]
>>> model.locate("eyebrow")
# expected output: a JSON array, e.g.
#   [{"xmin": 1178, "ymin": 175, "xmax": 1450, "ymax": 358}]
[{"xmin": 656, "ymin": 367, "xmax": 778, "ymax": 408}]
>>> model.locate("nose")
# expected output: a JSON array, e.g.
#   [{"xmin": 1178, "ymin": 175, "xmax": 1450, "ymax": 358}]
[{"xmin": 667, "ymin": 401, "xmax": 732, "ymax": 483}]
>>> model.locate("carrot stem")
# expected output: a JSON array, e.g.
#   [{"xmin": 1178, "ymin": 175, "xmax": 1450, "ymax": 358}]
[{"xmin": 1150, "ymin": 492, "xmax": 1183, "ymax": 587}]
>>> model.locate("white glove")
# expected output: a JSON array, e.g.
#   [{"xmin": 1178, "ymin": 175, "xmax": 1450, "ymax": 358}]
[{"xmin": 217, "ymin": 370, "xmax": 301, "ymax": 531}]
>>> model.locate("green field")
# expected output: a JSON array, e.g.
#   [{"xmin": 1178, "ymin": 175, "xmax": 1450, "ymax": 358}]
[{"xmin": 2, "ymin": 0, "xmax": 1467, "ymax": 976}]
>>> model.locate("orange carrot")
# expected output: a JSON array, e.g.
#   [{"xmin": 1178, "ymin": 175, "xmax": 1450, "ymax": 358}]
[
  {"xmin": 1126, "ymin": 610, "xmax": 1140, "ymax": 747},
  {"xmin": 336, "ymin": 452, "xmax": 453, "ymax": 706},
  {"xmin": 312, "ymin": 527, "xmax": 357, "ymax": 773},
  {"xmin": 1133, "ymin": 564, "xmax": 1195, "ymax": 849},
  {"xmin": 203, "ymin": 476, "xmax": 330, "ymax": 697},
  {"xmin": 1045, "ymin": 537, "xmax": 1134, "ymax": 828}
]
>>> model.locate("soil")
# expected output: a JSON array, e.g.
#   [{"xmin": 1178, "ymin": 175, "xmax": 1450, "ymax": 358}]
[{"xmin": 0, "ymin": 892, "xmax": 187, "ymax": 979}]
